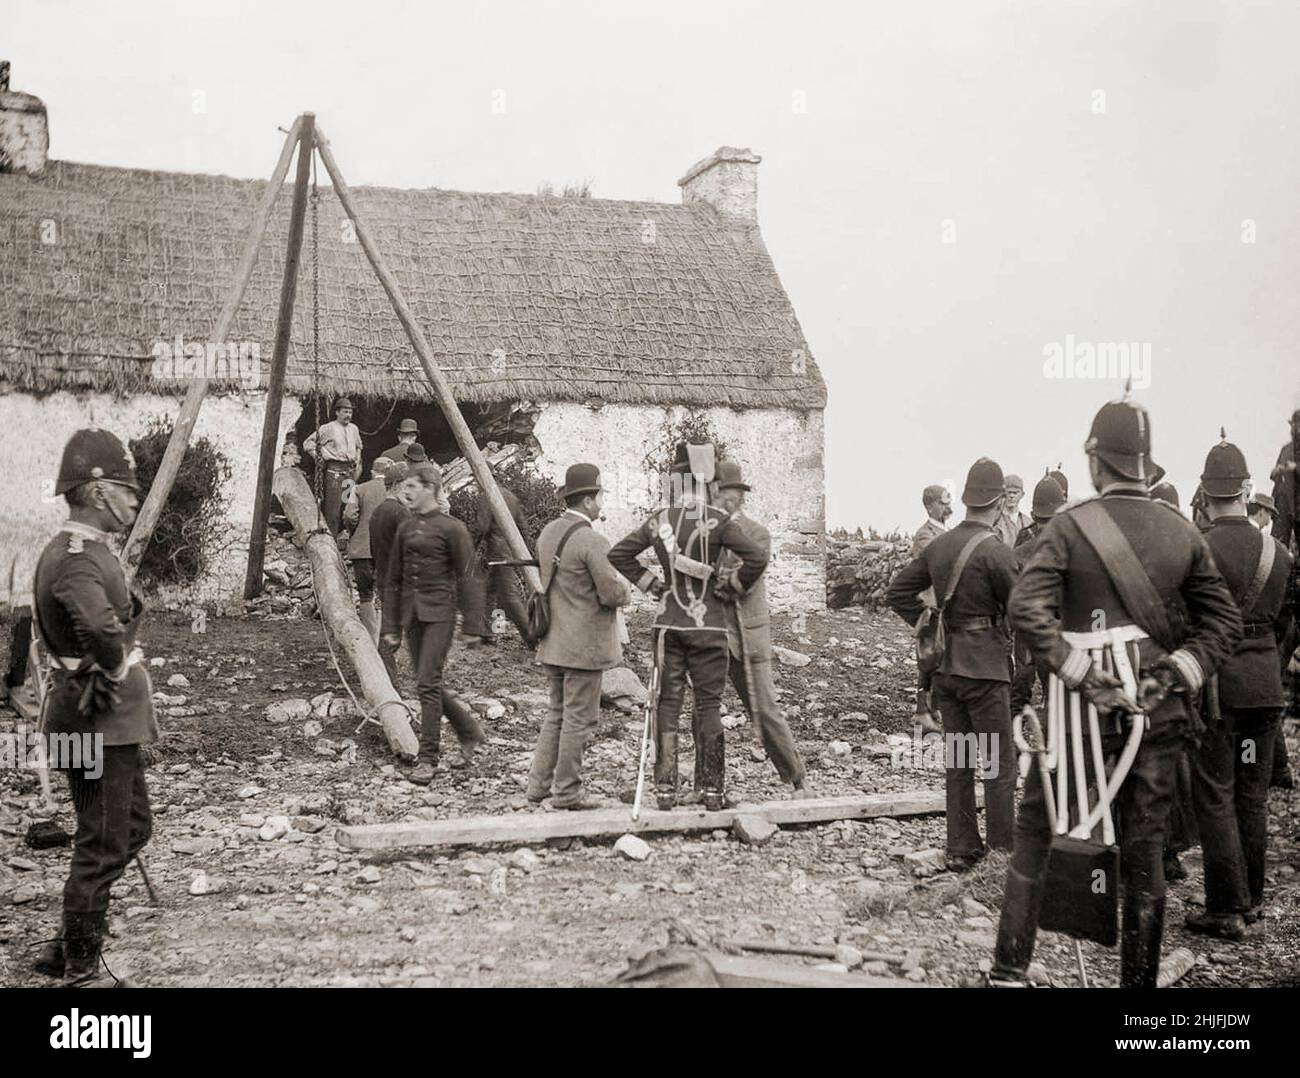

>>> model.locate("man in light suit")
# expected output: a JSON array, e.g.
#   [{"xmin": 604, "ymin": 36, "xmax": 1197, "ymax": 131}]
[
  {"xmin": 711, "ymin": 461, "xmax": 810, "ymax": 798},
  {"xmin": 525, "ymin": 463, "xmax": 631, "ymax": 809}
]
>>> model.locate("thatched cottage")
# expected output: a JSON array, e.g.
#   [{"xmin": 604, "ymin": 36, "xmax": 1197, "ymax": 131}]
[{"xmin": 0, "ymin": 74, "xmax": 827, "ymax": 611}]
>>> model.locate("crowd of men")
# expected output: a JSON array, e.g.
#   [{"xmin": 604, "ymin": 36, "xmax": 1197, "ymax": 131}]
[
  {"xmin": 15, "ymin": 389, "xmax": 1297, "ymax": 988},
  {"xmin": 885, "ymin": 394, "xmax": 1297, "ymax": 987}
]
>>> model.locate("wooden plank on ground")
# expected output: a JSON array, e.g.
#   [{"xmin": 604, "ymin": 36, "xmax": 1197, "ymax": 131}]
[
  {"xmin": 707, "ymin": 954, "xmax": 924, "ymax": 989},
  {"xmin": 335, "ymin": 791, "xmax": 946, "ymax": 850}
]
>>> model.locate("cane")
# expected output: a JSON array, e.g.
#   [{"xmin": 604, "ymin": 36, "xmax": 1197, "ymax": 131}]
[
  {"xmin": 632, "ymin": 628, "xmax": 664, "ymax": 821},
  {"xmin": 135, "ymin": 853, "xmax": 158, "ymax": 905}
]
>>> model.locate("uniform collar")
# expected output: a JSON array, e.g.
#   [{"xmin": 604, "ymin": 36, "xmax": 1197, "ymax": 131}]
[
  {"xmin": 1210, "ymin": 516, "xmax": 1253, "ymax": 528},
  {"xmin": 60, "ymin": 520, "xmax": 113, "ymax": 545},
  {"xmin": 1099, "ymin": 480, "xmax": 1150, "ymax": 498},
  {"xmin": 957, "ymin": 519, "xmax": 994, "ymax": 531}
]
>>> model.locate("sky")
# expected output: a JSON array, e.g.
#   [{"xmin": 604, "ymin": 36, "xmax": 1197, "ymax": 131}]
[{"xmin": 6, "ymin": 0, "xmax": 1298, "ymax": 530}]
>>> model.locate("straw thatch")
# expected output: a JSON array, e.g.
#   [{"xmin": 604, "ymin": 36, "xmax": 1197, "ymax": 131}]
[{"xmin": 0, "ymin": 159, "xmax": 826, "ymax": 409}]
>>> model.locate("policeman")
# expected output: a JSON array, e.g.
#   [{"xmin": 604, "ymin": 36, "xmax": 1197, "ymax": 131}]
[
  {"xmin": 1009, "ymin": 474, "xmax": 1068, "ymax": 712},
  {"xmin": 991, "ymin": 396, "xmax": 1241, "ymax": 987},
  {"xmin": 1188, "ymin": 434, "xmax": 1294, "ymax": 938},
  {"xmin": 32, "ymin": 428, "xmax": 158, "ymax": 986},
  {"xmin": 887, "ymin": 458, "xmax": 1020, "ymax": 872},
  {"xmin": 608, "ymin": 442, "xmax": 767, "ymax": 810}
]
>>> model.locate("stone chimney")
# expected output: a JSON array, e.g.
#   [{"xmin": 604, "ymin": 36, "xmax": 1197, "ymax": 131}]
[
  {"xmin": 0, "ymin": 62, "xmax": 50, "ymax": 176},
  {"xmin": 677, "ymin": 146, "xmax": 761, "ymax": 221}
]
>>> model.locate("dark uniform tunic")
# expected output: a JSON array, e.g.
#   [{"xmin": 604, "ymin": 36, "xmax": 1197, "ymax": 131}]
[
  {"xmin": 608, "ymin": 501, "xmax": 767, "ymax": 793},
  {"xmin": 33, "ymin": 522, "xmax": 157, "ymax": 916},
  {"xmin": 462, "ymin": 486, "xmax": 531, "ymax": 641},
  {"xmin": 1005, "ymin": 488, "xmax": 1241, "ymax": 913},
  {"xmin": 1193, "ymin": 517, "xmax": 1295, "ymax": 914},
  {"xmin": 381, "ymin": 510, "xmax": 483, "ymax": 762},
  {"xmin": 887, "ymin": 521, "xmax": 1020, "ymax": 858}
]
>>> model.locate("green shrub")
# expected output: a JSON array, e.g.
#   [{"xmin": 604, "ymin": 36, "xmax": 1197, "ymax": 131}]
[{"xmin": 129, "ymin": 417, "xmax": 233, "ymax": 589}]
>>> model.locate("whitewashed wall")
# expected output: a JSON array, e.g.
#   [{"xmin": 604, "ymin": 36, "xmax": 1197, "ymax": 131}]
[
  {"xmin": 0, "ymin": 391, "xmax": 302, "ymax": 610},
  {"xmin": 533, "ymin": 402, "xmax": 826, "ymax": 613},
  {"xmin": 1, "ymin": 393, "xmax": 825, "ymax": 614}
]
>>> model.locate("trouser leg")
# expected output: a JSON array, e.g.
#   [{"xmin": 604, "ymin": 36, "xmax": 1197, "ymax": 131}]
[
  {"xmin": 729, "ymin": 653, "xmax": 805, "ymax": 786},
  {"xmin": 526, "ymin": 666, "xmax": 566, "ymax": 800},
  {"xmin": 1190, "ymin": 718, "xmax": 1249, "ymax": 914},
  {"xmin": 993, "ymin": 749, "xmax": 1053, "ymax": 979},
  {"xmin": 461, "ymin": 566, "xmax": 491, "ymax": 638},
  {"xmin": 933, "ymin": 675, "xmax": 980, "ymax": 858},
  {"xmin": 6, "ymin": 612, "xmax": 32, "ymax": 689},
  {"xmin": 963, "ymin": 678, "xmax": 1015, "ymax": 851},
  {"xmin": 684, "ymin": 635, "xmax": 729, "ymax": 795},
  {"xmin": 551, "ymin": 669, "xmax": 603, "ymax": 806},
  {"xmin": 1231, "ymin": 709, "xmax": 1279, "ymax": 908},
  {"xmin": 378, "ymin": 633, "xmax": 399, "ymax": 684},
  {"xmin": 322, "ymin": 467, "xmax": 348, "ymax": 535},
  {"xmin": 493, "ymin": 565, "xmax": 532, "ymax": 642},
  {"xmin": 1117, "ymin": 732, "xmax": 1181, "ymax": 988},
  {"xmin": 409, "ymin": 620, "xmax": 455, "ymax": 763},
  {"xmin": 441, "ymin": 689, "xmax": 484, "ymax": 748},
  {"xmin": 63, "ymin": 746, "xmax": 145, "ymax": 916},
  {"xmin": 654, "ymin": 632, "xmax": 688, "ymax": 791},
  {"xmin": 1272, "ymin": 730, "xmax": 1291, "ymax": 782}
]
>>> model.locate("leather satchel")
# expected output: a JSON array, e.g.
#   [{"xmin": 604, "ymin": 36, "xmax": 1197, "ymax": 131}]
[
  {"xmin": 915, "ymin": 531, "xmax": 993, "ymax": 677},
  {"xmin": 526, "ymin": 518, "xmax": 588, "ymax": 642}
]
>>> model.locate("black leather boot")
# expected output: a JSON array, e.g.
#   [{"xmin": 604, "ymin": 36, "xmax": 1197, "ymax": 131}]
[
  {"xmin": 698, "ymin": 732, "xmax": 726, "ymax": 812},
  {"xmin": 1120, "ymin": 894, "xmax": 1166, "ymax": 988},
  {"xmin": 33, "ymin": 917, "xmax": 66, "ymax": 978},
  {"xmin": 62, "ymin": 911, "xmax": 115, "ymax": 987},
  {"xmin": 990, "ymin": 867, "xmax": 1044, "ymax": 984}
]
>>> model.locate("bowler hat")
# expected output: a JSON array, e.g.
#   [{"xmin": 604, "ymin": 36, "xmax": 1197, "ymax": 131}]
[
  {"xmin": 1249, "ymin": 492, "xmax": 1277, "ymax": 518},
  {"xmin": 713, "ymin": 460, "xmax": 751, "ymax": 492},
  {"xmin": 962, "ymin": 457, "xmax": 1005, "ymax": 508},
  {"xmin": 333, "ymin": 398, "xmax": 353, "ymax": 414},
  {"xmin": 398, "ymin": 418, "xmax": 419, "ymax": 434},
  {"xmin": 1200, "ymin": 431, "xmax": 1250, "ymax": 498},
  {"xmin": 1150, "ymin": 481, "xmax": 1181, "ymax": 510},
  {"xmin": 406, "ymin": 443, "xmax": 428, "ymax": 463},
  {"xmin": 560, "ymin": 462, "xmax": 602, "ymax": 499}
]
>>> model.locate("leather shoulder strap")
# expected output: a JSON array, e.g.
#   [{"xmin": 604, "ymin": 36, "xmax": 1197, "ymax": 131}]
[
  {"xmin": 1239, "ymin": 533, "xmax": 1276, "ymax": 617},
  {"xmin": 940, "ymin": 531, "xmax": 993, "ymax": 609},
  {"xmin": 1068, "ymin": 500, "xmax": 1174, "ymax": 649},
  {"xmin": 544, "ymin": 519, "xmax": 589, "ymax": 593}
]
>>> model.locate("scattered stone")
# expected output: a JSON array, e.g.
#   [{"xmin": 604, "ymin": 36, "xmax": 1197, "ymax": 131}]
[
  {"xmin": 903, "ymin": 848, "xmax": 946, "ymax": 877},
  {"xmin": 720, "ymin": 713, "xmax": 746, "ymax": 730},
  {"xmin": 957, "ymin": 929, "xmax": 997, "ymax": 949},
  {"xmin": 962, "ymin": 897, "xmax": 991, "ymax": 917},
  {"xmin": 905, "ymin": 967, "xmax": 927, "ymax": 982},
  {"xmin": 171, "ymin": 836, "xmax": 221, "ymax": 856},
  {"xmin": 488, "ymin": 867, "xmax": 509, "ymax": 895},
  {"xmin": 167, "ymin": 673, "xmax": 190, "ymax": 688},
  {"xmin": 8, "ymin": 882, "xmax": 42, "ymax": 904},
  {"xmin": 314, "ymin": 860, "xmax": 338, "ymax": 875},
  {"xmin": 1026, "ymin": 962, "xmax": 1050, "ymax": 985},
  {"xmin": 189, "ymin": 871, "xmax": 226, "ymax": 896},
  {"xmin": 292, "ymin": 816, "xmax": 328, "ymax": 834},
  {"xmin": 600, "ymin": 667, "xmax": 648, "ymax": 709},
  {"xmin": 732, "ymin": 814, "xmax": 778, "ymax": 846},
  {"xmin": 508, "ymin": 848, "xmax": 541, "ymax": 873},
  {"xmin": 485, "ymin": 702, "xmax": 507, "ymax": 721},
  {"xmin": 790, "ymin": 869, "xmax": 809, "ymax": 895},
  {"xmin": 814, "ymin": 962, "xmax": 850, "ymax": 973},
  {"xmin": 7, "ymin": 856, "xmax": 38, "ymax": 872},
  {"xmin": 773, "ymin": 646, "xmax": 812, "ymax": 668},
  {"xmin": 265, "ymin": 699, "xmax": 312, "ymax": 724},
  {"xmin": 671, "ymin": 881, "xmax": 695, "ymax": 895},
  {"xmin": 350, "ymin": 896, "xmax": 381, "ymax": 915},
  {"xmin": 479, "ymin": 954, "xmax": 498, "ymax": 970},
  {"xmin": 237, "ymin": 785, "xmax": 263, "ymax": 799},
  {"xmin": 614, "ymin": 834, "xmax": 651, "ymax": 861},
  {"xmin": 828, "ymin": 740, "xmax": 852, "ymax": 757},
  {"xmin": 238, "ymin": 812, "xmax": 266, "ymax": 828},
  {"xmin": 400, "ymin": 926, "xmax": 417, "ymax": 942},
  {"xmin": 461, "ymin": 857, "xmax": 498, "ymax": 876},
  {"xmin": 834, "ymin": 943, "xmax": 864, "ymax": 969},
  {"xmin": 356, "ymin": 865, "xmax": 381, "ymax": 884},
  {"xmin": 302, "ymin": 720, "xmax": 323, "ymax": 739},
  {"xmin": 258, "ymin": 815, "xmax": 291, "ymax": 841}
]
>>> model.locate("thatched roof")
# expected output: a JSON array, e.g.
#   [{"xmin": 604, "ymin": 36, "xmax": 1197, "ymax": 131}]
[{"xmin": 0, "ymin": 159, "xmax": 826, "ymax": 410}]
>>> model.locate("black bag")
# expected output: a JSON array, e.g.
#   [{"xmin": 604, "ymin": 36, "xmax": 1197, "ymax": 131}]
[
  {"xmin": 526, "ymin": 519, "xmax": 588, "ymax": 643},
  {"xmin": 1040, "ymin": 835, "xmax": 1120, "ymax": 946},
  {"xmin": 915, "ymin": 531, "xmax": 993, "ymax": 677}
]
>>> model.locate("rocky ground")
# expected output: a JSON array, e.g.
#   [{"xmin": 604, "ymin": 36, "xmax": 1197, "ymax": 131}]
[{"xmin": 1, "ymin": 606, "xmax": 1297, "ymax": 987}]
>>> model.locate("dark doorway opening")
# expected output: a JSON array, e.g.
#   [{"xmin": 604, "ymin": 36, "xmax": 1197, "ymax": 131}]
[{"xmin": 290, "ymin": 397, "xmax": 539, "ymax": 479}]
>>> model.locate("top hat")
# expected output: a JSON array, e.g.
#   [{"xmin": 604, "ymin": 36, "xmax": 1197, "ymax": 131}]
[
  {"xmin": 962, "ymin": 457, "xmax": 1005, "ymax": 508},
  {"xmin": 559, "ymin": 462, "xmax": 602, "ymax": 499},
  {"xmin": 713, "ymin": 460, "xmax": 751, "ymax": 492}
]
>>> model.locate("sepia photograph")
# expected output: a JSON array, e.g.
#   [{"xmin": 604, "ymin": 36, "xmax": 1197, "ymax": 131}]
[{"xmin": 0, "ymin": 0, "xmax": 1296, "ymax": 1049}]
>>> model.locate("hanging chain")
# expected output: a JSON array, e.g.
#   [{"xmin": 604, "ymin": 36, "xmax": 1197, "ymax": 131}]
[{"xmin": 310, "ymin": 146, "xmax": 325, "ymax": 529}]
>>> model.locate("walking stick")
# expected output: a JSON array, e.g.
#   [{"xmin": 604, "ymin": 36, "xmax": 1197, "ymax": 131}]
[
  {"xmin": 135, "ymin": 853, "xmax": 158, "ymax": 905},
  {"xmin": 632, "ymin": 628, "xmax": 664, "ymax": 821}
]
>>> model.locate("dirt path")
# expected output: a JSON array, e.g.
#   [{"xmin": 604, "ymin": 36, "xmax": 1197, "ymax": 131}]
[{"xmin": 2, "ymin": 607, "xmax": 1297, "ymax": 987}]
